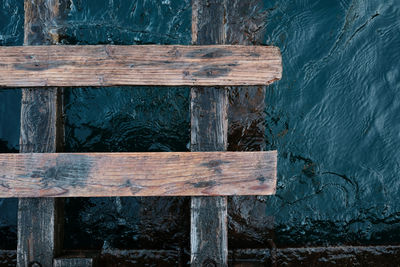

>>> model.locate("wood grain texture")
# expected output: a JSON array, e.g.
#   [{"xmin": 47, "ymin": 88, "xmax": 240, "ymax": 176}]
[
  {"xmin": 24, "ymin": 0, "xmax": 69, "ymax": 46},
  {"xmin": 191, "ymin": 0, "xmax": 229, "ymax": 266},
  {"xmin": 18, "ymin": 1, "xmax": 68, "ymax": 266},
  {"xmin": 20, "ymin": 88, "xmax": 65, "ymax": 153},
  {"xmin": 191, "ymin": 87, "xmax": 228, "ymax": 152},
  {"xmin": 226, "ymin": 0, "xmax": 269, "ymax": 152},
  {"xmin": 190, "ymin": 88, "xmax": 229, "ymax": 265},
  {"xmin": 0, "ymin": 152, "xmax": 276, "ymax": 198},
  {"xmin": 54, "ymin": 258, "xmax": 95, "ymax": 267},
  {"xmin": 225, "ymin": 0, "xmax": 278, "ymax": 254},
  {"xmin": 0, "ymin": 45, "xmax": 282, "ymax": 87},
  {"xmin": 191, "ymin": 197, "xmax": 227, "ymax": 266},
  {"xmin": 5, "ymin": 246, "xmax": 400, "ymax": 267},
  {"xmin": 18, "ymin": 199, "xmax": 64, "ymax": 266}
]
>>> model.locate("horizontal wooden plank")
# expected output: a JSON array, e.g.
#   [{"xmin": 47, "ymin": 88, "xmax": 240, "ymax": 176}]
[
  {"xmin": 4, "ymin": 246, "xmax": 400, "ymax": 267},
  {"xmin": 0, "ymin": 45, "xmax": 282, "ymax": 87},
  {"xmin": 53, "ymin": 257, "xmax": 95, "ymax": 267},
  {"xmin": 0, "ymin": 152, "xmax": 276, "ymax": 197}
]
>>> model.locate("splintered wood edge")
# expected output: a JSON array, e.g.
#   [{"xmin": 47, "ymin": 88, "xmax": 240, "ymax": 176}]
[
  {"xmin": 0, "ymin": 45, "xmax": 282, "ymax": 87},
  {"xmin": 0, "ymin": 152, "xmax": 277, "ymax": 197}
]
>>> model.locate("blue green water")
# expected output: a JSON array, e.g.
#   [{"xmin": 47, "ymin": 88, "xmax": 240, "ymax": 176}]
[{"xmin": 0, "ymin": 0, "xmax": 399, "ymax": 252}]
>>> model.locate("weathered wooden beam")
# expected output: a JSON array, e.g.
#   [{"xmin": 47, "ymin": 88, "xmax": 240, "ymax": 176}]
[
  {"xmin": 0, "ymin": 152, "xmax": 276, "ymax": 198},
  {"xmin": 226, "ymin": 0, "xmax": 269, "ymax": 152},
  {"xmin": 225, "ymin": 0, "xmax": 277, "ymax": 254},
  {"xmin": 190, "ymin": 90, "xmax": 229, "ymax": 265},
  {"xmin": 61, "ymin": 250, "xmax": 180, "ymax": 266},
  {"xmin": 5, "ymin": 246, "xmax": 400, "ymax": 267},
  {"xmin": 0, "ymin": 45, "xmax": 282, "ymax": 87},
  {"xmin": 18, "ymin": 0, "xmax": 68, "ymax": 266},
  {"xmin": 53, "ymin": 258, "xmax": 96, "ymax": 267},
  {"xmin": 191, "ymin": 0, "xmax": 229, "ymax": 266}
]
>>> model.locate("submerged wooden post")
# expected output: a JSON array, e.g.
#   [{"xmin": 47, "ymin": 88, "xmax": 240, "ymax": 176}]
[
  {"xmin": 17, "ymin": 0, "xmax": 67, "ymax": 266},
  {"xmin": 191, "ymin": 0, "xmax": 228, "ymax": 265},
  {"xmin": 225, "ymin": 1, "xmax": 279, "ymax": 261},
  {"xmin": 226, "ymin": 0, "xmax": 269, "ymax": 152}
]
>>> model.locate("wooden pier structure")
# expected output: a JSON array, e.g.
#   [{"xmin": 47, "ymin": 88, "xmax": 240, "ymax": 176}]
[{"xmin": 0, "ymin": 0, "xmax": 283, "ymax": 266}]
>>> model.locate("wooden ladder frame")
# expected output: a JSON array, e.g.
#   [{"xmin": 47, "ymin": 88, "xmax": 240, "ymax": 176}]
[{"xmin": 0, "ymin": 0, "xmax": 282, "ymax": 266}]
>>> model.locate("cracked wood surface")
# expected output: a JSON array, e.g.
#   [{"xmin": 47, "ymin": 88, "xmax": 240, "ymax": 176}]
[
  {"xmin": 18, "ymin": 1, "xmax": 68, "ymax": 266},
  {"xmin": 190, "ymin": 0, "xmax": 229, "ymax": 265},
  {"xmin": 0, "ymin": 152, "xmax": 277, "ymax": 198},
  {"xmin": 0, "ymin": 45, "xmax": 282, "ymax": 87}
]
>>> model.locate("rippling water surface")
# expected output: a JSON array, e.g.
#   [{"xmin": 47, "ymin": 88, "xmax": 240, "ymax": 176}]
[{"xmin": 0, "ymin": 0, "xmax": 400, "ymax": 254}]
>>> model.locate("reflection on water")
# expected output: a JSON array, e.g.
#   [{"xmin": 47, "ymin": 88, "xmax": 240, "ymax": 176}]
[
  {"xmin": 264, "ymin": 0, "xmax": 400, "ymax": 246},
  {"xmin": 0, "ymin": 0, "xmax": 399, "ymax": 252}
]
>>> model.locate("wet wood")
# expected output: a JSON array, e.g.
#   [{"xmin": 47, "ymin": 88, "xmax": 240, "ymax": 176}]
[
  {"xmin": 0, "ymin": 152, "xmax": 276, "ymax": 198},
  {"xmin": 54, "ymin": 258, "xmax": 95, "ymax": 267},
  {"xmin": 191, "ymin": 0, "xmax": 229, "ymax": 266},
  {"xmin": 24, "ymin": 0, "xmax": 69, "ymax": 45},
  {"xmin": 18, "ymin": 199, "xmax": 64, "ymax": 266},
  {"xmin": 18, "ymin": 0, "xmax": 68, "ymax": 266},
  {"xmin": 225, "ymin": 0, "xmax": 277, "ymax": 254},
  {"xmin": 20, "ymin": 88, "xmax": 65, "ymax": 153},
  {"xmin": 226, "ymin": 0, "xmax": 270, "ymax": 151},
  {"xmin": 0, "ymin": 45, "xmax": 282, "ymax": 87},
  {"xmin": 191, "ymin": 88, "xmax": 228, "ymax": 152},
  {"xmin": 190, "ymin": 90, "xmax": 229, "ymax": 266},
  {"xmin": 4, "ymin": 246, "xmax": 400, "ymax": 267}
]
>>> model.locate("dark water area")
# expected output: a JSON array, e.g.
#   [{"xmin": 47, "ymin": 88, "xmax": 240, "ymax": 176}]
[
  {"xmin": 0, "ymin": 0, "xmax": 23, "ymax": 249},
  {"xmin": 1, "ymin": 0, "xmax": 400, "ymax": 256}
]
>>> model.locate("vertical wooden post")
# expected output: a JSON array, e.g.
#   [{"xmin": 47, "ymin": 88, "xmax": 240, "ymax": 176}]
[
  {"xmin": 18, "ymin": 0, "xmax": 67, "ymax": 266},
  {"xmin": 191, "ymin": 1, "xmax": 272, "ymax": 265},
  {"xmin": 191, "ymin": 0, "xmax": 228, "ymax": 265},
  {"xmin": 225, "ymin": 1, "xmax": 276, "ymax": 264},
  {"xmin": 225, "ymin": 0, "xmax": 268, "ymax": 152}
]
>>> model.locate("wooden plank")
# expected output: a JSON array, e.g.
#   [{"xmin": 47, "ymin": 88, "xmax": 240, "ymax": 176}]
[
  {"xmin": 17, "ymin": 1, "xmax": 67, "ymax": 266},
  {"xmin": 225, "ymin": 0, "xmax": 270, "ymax": 151},
  {"xmin": 0, "ymin": 152, "xmax": 276, "ymax": 198},
  {"xmin": 225, "ymin": 0, "xmax": 269, "ymax": 151},
  {"xmin": 5, "ymin": 246, "xmax": 400, "ymax": 267},
  {"xmin": 226, "ymin": 1, "xmax": 268, "ymax": 150},
  {"xmin": 190, "ymin": 90, "xmax": 229, "ymax": 266},
  {"xmin": 0, "ymin": 45, "xmax": 282, "ymax": 87},
  {"xmin": 56, "ymin": 250, "xmax": 181, "ymax": 266},
  {"xmin": 191, "ymin": 0, "xmax": 229, "ymax": 265},
  {"xmin": 225, "ymin": 0, "xmax": 277, "ymax": 255},
  {"xmin": 54, "ymin": 258, "xmax": 95, "ymax": 267}
]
